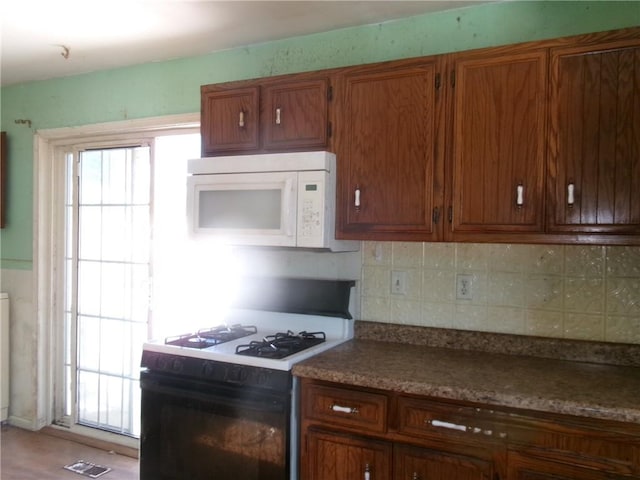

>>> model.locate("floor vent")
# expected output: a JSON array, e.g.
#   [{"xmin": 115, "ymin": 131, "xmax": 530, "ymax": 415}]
[{"xmin": 63, "ymin": 460, "xmax": 111, "ymax": 478}]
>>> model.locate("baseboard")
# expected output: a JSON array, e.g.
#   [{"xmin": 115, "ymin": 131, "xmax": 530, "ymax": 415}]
[
  {"xmin": 7, "ymin": 415, "xmax": 40, "ymax": 430},
  {"xmin": 40, "ymin": 425, "xmax": 139, "ymax": 459}
]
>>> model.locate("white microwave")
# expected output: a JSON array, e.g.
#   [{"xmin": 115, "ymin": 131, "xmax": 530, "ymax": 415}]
[{"xmin": 187, "ymin": 151, "xmax": 358, "ymax": 251}]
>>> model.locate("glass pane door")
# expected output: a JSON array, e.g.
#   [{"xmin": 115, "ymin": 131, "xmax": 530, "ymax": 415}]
[{"xmin": 66, "ymin": 146, "xmax": 151, "ymax": 437}]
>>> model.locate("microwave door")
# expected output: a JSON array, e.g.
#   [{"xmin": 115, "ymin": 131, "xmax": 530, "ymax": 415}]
[{"xmin": 189, "ymin": 172, "xmax": 297, "ymax": 247}]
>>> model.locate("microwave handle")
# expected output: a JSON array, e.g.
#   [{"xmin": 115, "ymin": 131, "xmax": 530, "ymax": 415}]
[{"xmin": 283, "ymin": 178, "xmax": 295, "ymax": 237}]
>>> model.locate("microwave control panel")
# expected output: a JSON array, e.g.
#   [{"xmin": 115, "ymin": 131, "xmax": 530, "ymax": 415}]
[{"xmin": 298, "ymin": 171, "xmax": 327, "ymax": 246}]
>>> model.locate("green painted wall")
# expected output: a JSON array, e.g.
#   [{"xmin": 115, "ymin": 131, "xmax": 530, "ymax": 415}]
[{"xmin": 1, "ymin": 1, "xmax": 639, "ymax": 269}]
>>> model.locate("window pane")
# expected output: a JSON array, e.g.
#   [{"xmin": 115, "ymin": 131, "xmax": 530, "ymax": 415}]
[
  {"xmin": 77, "ymin": 315, "xmax": 100, "ymax": 371},
  {"xmin": 79, "ymin": 151, "xmax": 103, "ymax": 205},
  {"xmin": 102, "ymin": 149, "xmax": 128, "ymax": 204},
  {"xmin": 132, "ymin": 147, "xmax": 151, "ymax": 204},
  {"xmin": 78, "ymin": 261, "xmax": 101, "ymax": 316},
  {"xmin": 78, "ymin": 206, "xmax": 102, "ymax": 260}
]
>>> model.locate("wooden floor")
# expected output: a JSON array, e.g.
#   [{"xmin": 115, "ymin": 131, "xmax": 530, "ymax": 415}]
[{"xmin": 0, "ymin": 424, "xmax": 139, "ymax": 480}]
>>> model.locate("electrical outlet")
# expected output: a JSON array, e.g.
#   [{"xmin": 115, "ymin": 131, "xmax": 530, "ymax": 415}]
[
  {"xmin": 391, "ymin": 270, "xmax": 407, "ymax": 295},
  {"xmin": 456, "ymin": 274, "xmax": 473, "ymax": 300}
]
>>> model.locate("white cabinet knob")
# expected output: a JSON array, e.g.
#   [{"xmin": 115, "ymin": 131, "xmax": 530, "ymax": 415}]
[
  {"xmin": 567, "ymin": 182, "xmax": 575, "ymax": 206},
  {"xmin": 516, "ymin": 184, "xmax": 524, "ymax": 207}
]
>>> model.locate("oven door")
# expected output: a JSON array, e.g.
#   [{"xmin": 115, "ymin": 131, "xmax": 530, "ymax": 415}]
[
  {"xmin": 187, "ymin": 171, "xmax": 298, "ymax": 247},
  {"xmin": 140, "ymin": 370, "xmax": 290, "ymax": 480}
]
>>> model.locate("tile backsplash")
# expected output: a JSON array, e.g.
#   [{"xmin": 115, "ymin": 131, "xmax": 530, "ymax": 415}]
[{"xmin": 361, "ymin": 242, "xmax": 640, "ymax": 344}]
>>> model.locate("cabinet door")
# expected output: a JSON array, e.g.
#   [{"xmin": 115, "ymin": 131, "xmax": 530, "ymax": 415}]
[
  {"xmin": 201, "ymin": 86, "xmax": 260, "ymax": 155},
  {"xmin": 449, "ymin": 51, "xmax": 547, "ymax": 238},
  {"xmin": 547, "ymin": 40, "xmax": 640, "ymax": 235},
  {"xmin": 395, "ymin": 444, "xmax": 495, "ymax": 480},
  {"xmin": 262, "ymin": 79, "xmax": 329, "ymax": 150},
  {"xmin": 335, "ymin": 59, "xmax": 444, "ymax": 241},
  {"xmin": 304, "ymin": 429, "xmax": 391, "ymax": 480},
  {"xmin": 508, "ymin": 451, "xmax": 622, "ymax": 480}
]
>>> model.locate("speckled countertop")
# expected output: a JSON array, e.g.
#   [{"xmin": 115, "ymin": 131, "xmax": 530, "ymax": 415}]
[{"xmin": 292, "ymin": 322, "xmax": 640, "ymax": 425}]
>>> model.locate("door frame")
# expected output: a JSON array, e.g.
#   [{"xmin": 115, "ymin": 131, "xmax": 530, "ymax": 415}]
[{"xmin": 32, "ymin": 113, "xmax": 199, "ymax": 442}]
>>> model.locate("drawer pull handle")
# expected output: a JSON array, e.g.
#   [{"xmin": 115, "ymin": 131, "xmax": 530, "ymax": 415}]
[
  {"xmin": 330, "ymin": 403, "xmax": 359, "ymax": 414},
  {"xmin": 238, "ymin": 110, "xmax": 245, "ymax": 128},
  {"xmin": 428, "ymin": 419, "xmax": 468, "ymax": 432},
  {"xmin": 275, "ymin": 107, "xmax": 282, "ymax": 125}
]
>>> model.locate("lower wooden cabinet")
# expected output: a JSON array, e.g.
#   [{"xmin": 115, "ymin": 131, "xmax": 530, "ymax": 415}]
[
  {"xmin": 304, "ymin": 430, "xmax": 495, "ymax": 480},
  {"xmin": 395, "ymin": 444, "xmax": 495, "ymax": 480},
  {"xmin": 299, "ymin": 379, "xmax": 640, "ymax": 480},
  {"xmin": 507, "ymin": 450, "xmax": 627, "ymax": 480},
  {"xmin": 305, "ymin": 429, "xmax": 391, "ymax": 480}
]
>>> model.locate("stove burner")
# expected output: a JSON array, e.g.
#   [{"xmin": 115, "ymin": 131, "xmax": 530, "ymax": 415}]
[
  {"xmin": 235, "ymin": 331, "xmax": 326, "ymax": 359},
  {"xmin": 165, "ymin": 324, "xmax": 257, "ymax": 349}
]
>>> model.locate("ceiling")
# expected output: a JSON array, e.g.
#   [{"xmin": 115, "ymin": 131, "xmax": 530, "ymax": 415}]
[{"xmin": 1, "ymin": 1, "xmax": 483, "ymax": 87}]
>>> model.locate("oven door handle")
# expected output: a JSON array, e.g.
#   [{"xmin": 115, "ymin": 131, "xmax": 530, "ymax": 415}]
[{"xmin": 140, "ymin": 374, "xmax": 289, "ymax": 414}]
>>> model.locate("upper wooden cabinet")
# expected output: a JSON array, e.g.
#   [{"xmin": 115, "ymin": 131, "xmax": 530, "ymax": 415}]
[
  {"xmin": 448, "ymin": 50, "xmax": 548, "ymax": 239},
  {"xmin": 201, "ymin": 86, "xmax": 260, "ymax": 155},
  {"xmin": 201, "ymin": 75, "xmax": 331, "ymax": 156},
  {"xmin": 261, "ymin": 79, "xmax": 330, "ymax": 151},
  {"xmin": 199, "ymin": 27, "xmax": 640, "ymax": 244},
  {"xmin": 547, "ymin": 38, "xmax": 640, "ymax": 236},
  {"xmin": 334, "ymin": 58, "xmax": 445, "ymax": 241}
]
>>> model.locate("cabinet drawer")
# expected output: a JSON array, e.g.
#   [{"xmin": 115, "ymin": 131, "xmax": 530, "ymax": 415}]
[
  {"xmin": 303, "ymin": 384, "xmax": 388, "ymax": 433},
  {"xmin": 397, "ymin": 396, "xmax": 509, "ymax": 444}
]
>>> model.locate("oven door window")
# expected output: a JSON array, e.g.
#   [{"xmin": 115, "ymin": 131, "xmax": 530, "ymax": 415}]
[{"xmin": 140, "ymin": 374, "xmax": 290, "ymax": 480}]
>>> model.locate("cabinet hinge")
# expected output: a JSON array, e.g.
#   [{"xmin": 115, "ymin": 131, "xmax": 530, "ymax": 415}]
[
  {"xmin": 435, "ymin": 73, "xmax": 441, "ymax": 90},
  {"xmin": 450, "ymin": 70, "xmax": 456, "ymax": 88},
  {"xmin": 432, "ymin": 207, "xmax": 440, "ymax": 224},
  {"xmin": 327, "ymin": 85, "xmax": 333, "ymax": 101},
  {"xmin": 327, "ymin": 121, "xmax": 332, "ymax": 138},
  {"xmin": 448, "ymin": 206, "xmax": 453, "ymax": 223}
]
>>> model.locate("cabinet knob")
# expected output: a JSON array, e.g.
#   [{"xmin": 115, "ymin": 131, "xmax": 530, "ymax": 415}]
[
  {"xmin": 412, "ymin": 473, "xmax": 420, "ymax": 480},
  {"xmin": 275, "ymin": 107, "xmax": 282, "ymax": 125},
  {"xmin": 364, "ymin": 463, "xmax": 371, "ymax": 480},
  {"xmin": 355, "ymin": 187, "xmax": 361, "ymax": 209},
  {"xmin": 238, "ymin": 110, "xmax": 245, "ymax": 128},
  {"xmin": 516, "ymin": 184, "xmax": 524, "ymax": 208},
  {"xmin": 567, "ymin": 182, "xmax": 575, "ymax": 207}
]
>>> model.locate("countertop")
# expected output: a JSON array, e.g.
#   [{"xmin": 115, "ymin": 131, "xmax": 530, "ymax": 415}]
[{"xmin": 292, "ymin": 322, "xmax": 640, "ymax": 425}]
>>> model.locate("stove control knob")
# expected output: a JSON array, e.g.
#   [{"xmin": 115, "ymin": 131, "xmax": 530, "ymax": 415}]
[
  {"xmin": 156, "ymin": 355, "xmax": 168, "ymax": 371},
  {"xmin": 202, "ymin": 361, "xmax": 217, "ymax": 378},
  {"xmin": 256, "ymin": 369, "xmax": 270, "ymax": 386},
  {"xmin": 226, "ymin": 366, "xmax": 248, "ymax": 383},
  {"xmin": 170, "ymin": 358, "xmax": 183, "ymax": 373}
]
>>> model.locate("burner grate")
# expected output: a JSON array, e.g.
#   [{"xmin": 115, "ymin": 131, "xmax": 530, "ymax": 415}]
[
  {"xmin": 235, "ymin": 331, "xmax": 326, "ymax": 359},
  {"xmin": 165, "ymin": 324, "xmax": 257, "ymax": 349}
]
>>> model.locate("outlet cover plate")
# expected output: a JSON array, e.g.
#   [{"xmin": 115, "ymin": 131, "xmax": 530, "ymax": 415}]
[{"xmin": 456, "ymin": 274, "xmax": 473, "ymax": 300}]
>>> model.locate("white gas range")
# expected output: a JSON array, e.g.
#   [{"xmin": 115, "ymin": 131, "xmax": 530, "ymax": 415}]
[
  {"xmin": 139, "ymin": 277, "xmax": 356, "ymax": 480},
  {"xmin": 141, "ymin": 308, "xmax": 354, "ymax": 371}
]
